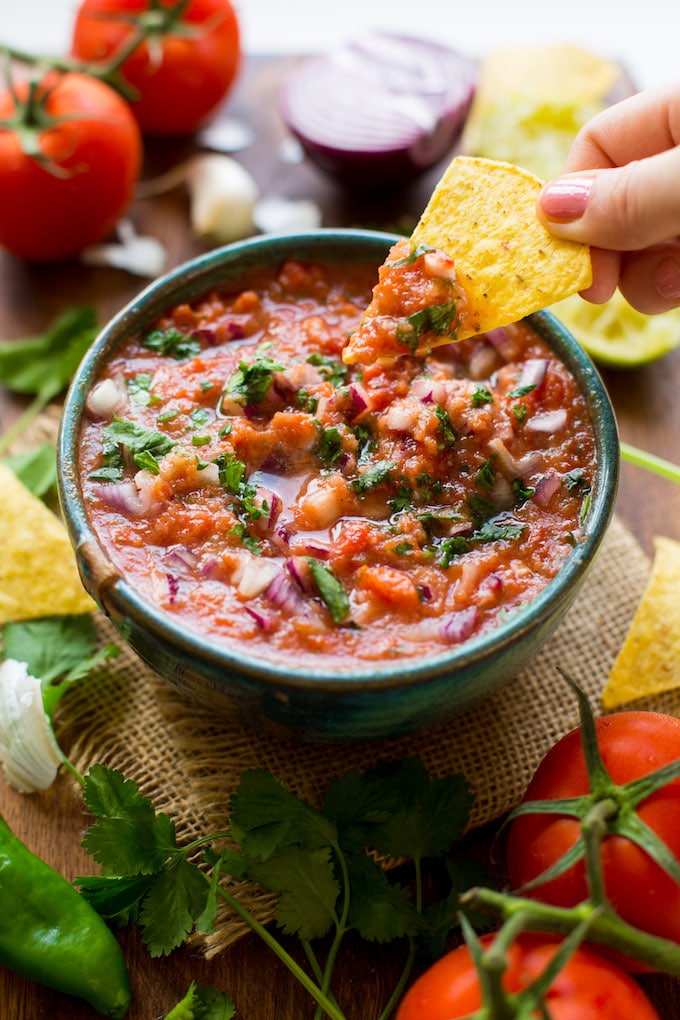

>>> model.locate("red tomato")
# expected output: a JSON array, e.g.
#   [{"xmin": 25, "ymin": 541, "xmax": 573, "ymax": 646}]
[
  {"xmin": 396, "ymin": 934, "xmax": 660, "ymax": 1020},
  {"xmin": 0, "ymin": 72, "xmax": 142, "ymax": 262},
  {"xmin": 506, "ymin": 711, "xmax": 680, "ymax": 950},
  {"xmin": 71, "ymin": 0, "xmax": 241, "ymax": 136}
]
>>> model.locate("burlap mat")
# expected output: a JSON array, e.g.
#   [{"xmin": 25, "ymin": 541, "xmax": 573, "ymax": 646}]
[{"xmin": 9, "ymin": 410, "xmax": 675, "ymax": 955}]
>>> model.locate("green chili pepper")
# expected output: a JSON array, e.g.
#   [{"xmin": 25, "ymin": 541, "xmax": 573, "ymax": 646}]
[{"xmin": 0, "ymin": 812, "xmax": 131, "ymax": 1017}]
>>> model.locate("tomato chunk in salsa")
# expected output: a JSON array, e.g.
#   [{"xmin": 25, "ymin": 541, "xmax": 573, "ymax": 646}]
[{"xmin": 79, "ymin": 245, "xmax": 597, "ymax": 670}]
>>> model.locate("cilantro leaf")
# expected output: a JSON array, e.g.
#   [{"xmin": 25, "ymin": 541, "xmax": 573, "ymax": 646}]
[
  {"xmin": 435, "ymin": 405, "xmax": 456, "ymax": 448},
  {"xmin": 345, "ymin": 854, "xmax": 420, "ymax": 942},
  {"xmin": 351, "ymin": 460, "xmax": 395, "ymax": 495},
  {"xmin": 212, "ymin": 451, "xmax": 247, "ymax": 494},
  {"xmin": 1, "ymin": 615, "xmax": 119, "ymax": 718},
  {"xmin": 307, "ymin": 559, "xmax": 350, "ymax": 624},
  {"xmin": 0, "ymin": 306, "xmax": 98, "ymax": 398},
  {"xmin": 317, "ymin": 427, "xmax": 344, "ymax": 468},
  {"xmin": 387, "ymin": 243, "xmax": 434, "ymax": 268},
  {"xmin": 82, "ymin": 765, "xmax": 178, "ymax": 875},
  {"xmin": 248, "ymin": 845, "xmax": 339, "ymax": 940},
  {"xmin": 224, "ymin": 355, "xmax": 284, "ymax": 405},
  {"xmin": 396, "ymin": 301, "xmax": 458, "ymax": 352},
  {"xmin": 474, "ymin": 521, "xmax": 525, "ymax": 543},
  {"xmin": 100, "ymin": 418, "xmax": 176, "ymax": 478},
  {"xmin": 164, "ymin": 982, "xmax": 235, "ymax": 1020},
  {"xmin": 229, "ymin": 768, "xmax": 337, "ymax": 860},
  {"xmin": 306, "ymin": 353, "xmax": 348, "ymax": 388},
  {"xmin": 139, "ymin": 858, "xmax": 210, "ymax": 957},
  {"xmin": 142, "ymin": 328, "xmax": 201, "ymax": 361},
  {"xmin": 2, "ymin": 442, "xmax": 57, "ymax": 498},
  {"xmin": 76, "ymin": 873, "xmax": 155, "ymax": 926}
]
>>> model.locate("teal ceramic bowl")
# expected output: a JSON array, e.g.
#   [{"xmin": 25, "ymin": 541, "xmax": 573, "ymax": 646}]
[{"xmin": 58, "ymin": 229, "xmax": 619, "ymax": 742}]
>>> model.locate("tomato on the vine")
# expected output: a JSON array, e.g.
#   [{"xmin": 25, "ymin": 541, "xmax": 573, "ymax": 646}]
[
  {"xmin": 0, "ymin": 71, "xmax": 142, "ymax": 262},
  {"xmin": 70, "ymin": 0, "xmax": 241, "ymax": 136},
  {"xmin": 506, "ymin": 711, "xmax": 680, "ymax": 950},
  {"xmin": 395, "ymin": 934, "xmax": 660, "ymax": 1020}
]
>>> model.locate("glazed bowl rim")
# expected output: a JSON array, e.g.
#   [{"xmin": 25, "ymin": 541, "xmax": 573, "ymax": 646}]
[{"xmin": 57, "ymin": 227, "xmax": 619, "ymax": 695}]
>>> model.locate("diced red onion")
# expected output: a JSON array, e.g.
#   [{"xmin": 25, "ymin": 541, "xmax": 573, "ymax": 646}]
[
  {"xmin": 468, "ymin": 343, "xmax": 498, "ymax": 380},
  {"xmin": 484, "ymin": 328, "xmax": 519, "ymax": 362},
  {"xmin": 346, "ymin": 383, "xmax": 371, "ymax": 421},
  {"xmin": 236, "ymin": 557, "xmax": 280, "ymax": 598},
  {"xmin": 265, "ymin": 572, "xmax": 307, "ymax": 615},
  {"xmin": 94, "ymin": 480, "xmax": 144, "ymax": 516},
  {"xmin": 86, "ymin": 377, "xmax": 127, "ymax": 420},
  {"xmin": 165, "ymin": 572, "xmax": 179, "ymax": 605},
  {"xmin": 439, "ymin": 606, "xmax": 478, "ymax": 643},
  {"xmin": 411, "ymin": 378, "xmax": 447, "ymax": 404},
  {"xmin": 165, "ymin": 545, "xmax": 198, "ymax": 571},
  {"xmin": 525, "ymin": 409, "xmax": 568, "ymax": 434},
  {"xmin": 487, "ymin": 437, "xmax": 523, "ymax": 478},
  {"xmin": 488, "ymin": 475, "xmax": 514, "ymax": 508},
  {"xmin": 245, "ymin": 605, "xmax": 277, "ymax": 630},
  {"xmin": 286, "ymin": 555, "xmax": 316, "ymax": 594},
  {"xmin": 518, "ymin": 358, "xmax": 550, "ymax": 392},
  {"xmin": 418, "ymin": 584, "xmax": 432, "ymax": 602},
  {"xmin": 532, "ymin": 469, "xmax": 562, "ymax": 507},
  {"xmin": 254, "ymin": 487, "xmax": 282, "ymax": 530},
  {"xmin": 280, "ymin": 33, "xmax": 476, "ymax": 189}
]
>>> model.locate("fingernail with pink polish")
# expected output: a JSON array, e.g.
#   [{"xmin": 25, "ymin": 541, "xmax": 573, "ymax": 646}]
[
  {"xmin": 656, "ymin": 256, "xmax": 680, "ymax": 300},
  {"xmin": 539, "ymin": 174, "xmax": 595, "ymax": 223}
]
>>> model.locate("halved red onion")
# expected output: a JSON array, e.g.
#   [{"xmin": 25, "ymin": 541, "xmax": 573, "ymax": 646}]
[
  {"xmin": 525, "ymin": 409, "xmax": 568, "ymax": 434},
  {"xmin": 532, "ymin": 469, "xmax": 562, "ymax": 507},
  {"xmin": 280, "ymin": 33, "xmax": 476, "ymax": 189},
  {"xmin": 439, "ymin": 606, "xmax": 478, "ymax": 643}
]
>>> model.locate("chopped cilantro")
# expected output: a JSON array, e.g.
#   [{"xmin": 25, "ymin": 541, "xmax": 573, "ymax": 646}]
[
  {"xmin": 508, "ymin": 383, "xmax": 537, "ymax": 398},
  {"xmin": 157, "ymin": 408, "xmax": 179, "ymax": 424},
  {"xmin": 307, "ymin": 559, "xmax": 350, "ymax": 623},
  {"xmin": 190, "ymin": 408, "xmax": 211, "ymax": 429},
  {"xmin": 297, "ymin": 389, "xmax": 319, "ymax": 414},
  {"xmin": 352, "ymin": 423, "xmax": 375, "ymax": 461},
  {"xmin": 512, "ymin": 404, "xmax": 528, "ymax": 424},
  {"xmin": 224, "ymin": 355, "xmax": 284, "ymax": 406},
  {"xmin": 475, "ymin": 459, "xmax": 497, "ymax": 492},
  {"xmin": 396, "ymin": 301, "xmax": 458, "ymax": 353},
  {"xmin": 471, "ymin": 386, "xmax": 494, "ymax": 407},
  {"xmin": 468, "ymin": 494, "xmax": 497, "ymax": 522},
  {"xmin": 351, "ymin": 460, "xmax": 395, "ymax": 495},
  {"xmin": 98, "ymin": 418, "xmax": 176, "ymax": 479},
  {"xmin": 439, "ymin": 535, "xmax": 470, "ymax": 567},
  {"xmin": 191, "ymin": 435, "xmax": 211, "ymax": 448},
  {"xmin": 393, "ymin": 541, "xmax": 413, "ymax": 556},
  {"xmin": 388, "ymin": 483, "xmax": 413, "ymax": 514},
  {"xmin": 127, "ymin": 373, "xmax": 158, "ymax": 407},
  {"xmin": 230, "ymin": 522, "xmax": 262, "ymax": 555},
  {"xmin": 142, "ymin": 328, "xmax": 201, "ymax": 361},
  {"xmin": 435, "ymin": 405, "xmax": 456, "ymax": 448},
  {"xmin": 212, "ymin": 452, "xmax": 247, "ymax": 494},
  {"xmin": 218, "ymin": 423, "xmax": 233, "ymax": 437},
  {"xmin": 387, "ymin": 242, "xmax": 434, "ymax": 268},
  {"xmin": 474, "ymin": 521, "xmax": 525, "ymax": 543},
  {"xmin": 317, "ymin": 427, "xmax": 344, "ymax": 468},
  {"xmin": 579, "ymin": 492, "xmax": 592, "ymax": 527},
  {"xmin": 306, "ymin": 353, "xmax": 348, "ymax": 388},
  {"xmin": 564, "ymin": 468, "xmax": 591, "ymax": 494},
  {"xmin": 512, "ymin": 478, "xmax": 535, "ymax": 504}
]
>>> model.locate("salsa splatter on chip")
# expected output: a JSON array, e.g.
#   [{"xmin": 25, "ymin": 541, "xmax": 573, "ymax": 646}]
[{"xmin": 343, "ymin": 156, "xmax": 592, "ymax": 366}]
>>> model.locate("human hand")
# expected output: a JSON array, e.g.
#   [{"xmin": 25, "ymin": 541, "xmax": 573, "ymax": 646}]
[{"xmin": 536, "ymin": 81, "xmax": 680, "ymax": 313}]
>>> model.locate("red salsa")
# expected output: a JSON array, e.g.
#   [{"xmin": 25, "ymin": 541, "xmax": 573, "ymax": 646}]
[{"xmin": 79, "ymin": 245, "xmax": 597, "ymax": 670}]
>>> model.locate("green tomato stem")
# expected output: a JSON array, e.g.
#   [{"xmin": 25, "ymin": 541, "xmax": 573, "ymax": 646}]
[{"xmin": 461, "ymin": 885, "xmax": 680, "ymax": 974}]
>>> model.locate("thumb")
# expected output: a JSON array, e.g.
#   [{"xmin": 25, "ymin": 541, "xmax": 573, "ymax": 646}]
[{"xmin": 536, "ymin": 147, "xmax": 680, "ymax": 251}]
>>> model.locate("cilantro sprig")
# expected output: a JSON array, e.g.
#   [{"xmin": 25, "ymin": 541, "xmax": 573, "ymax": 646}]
[{"xmin": 74, "ymin": 758, "xmax": 478, "ymax": 1020}]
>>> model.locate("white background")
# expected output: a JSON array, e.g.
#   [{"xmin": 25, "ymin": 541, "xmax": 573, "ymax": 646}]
[{"xmin": 2, "ymin": 1, "xmax": 679, "ymax": 93}]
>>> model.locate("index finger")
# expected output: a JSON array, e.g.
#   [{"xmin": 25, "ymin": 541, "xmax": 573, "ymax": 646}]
[{"xmin": 564, "ymin": 80, "xmax": 680, "ymax": 172}]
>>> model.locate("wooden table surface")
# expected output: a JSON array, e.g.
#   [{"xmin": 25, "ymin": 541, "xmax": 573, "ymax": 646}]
[{"xmin": 2, "ymin": 54, "xmax": 680, "ymax": 1020}]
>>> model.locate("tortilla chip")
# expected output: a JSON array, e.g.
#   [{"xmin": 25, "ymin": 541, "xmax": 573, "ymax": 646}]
[
  {"xmin": 461, "ymin": 45, "xmax": 620, "ymax": 155},
  {"xmin": 411, "ymin": 155, "xmax": 592, "ymax": 339},
  {"xmin": 601, "ymin": 536, "xmax": 680, "ymax": 709},
  {"xmin": 0, "ymin": 463, "xmax": 94, "ymax": 623}
]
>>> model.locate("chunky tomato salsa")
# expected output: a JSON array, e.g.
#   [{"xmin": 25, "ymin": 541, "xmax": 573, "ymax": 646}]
[{"xmin": 79, "ymin": 245, "xmax": 597, "ymax": 669}]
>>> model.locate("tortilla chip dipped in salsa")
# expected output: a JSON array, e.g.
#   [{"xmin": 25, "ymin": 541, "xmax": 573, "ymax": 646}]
[
  {"xmin": 601, "ymin": 536, "xmax": 680, "ymax": 709},
  {"xmin": 343, "ymin": 156, "xmax": 592, "ymax": 366},
  {"xmin": 0, "ymin": 463, "xmax": 95, "ymax": 623}
]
